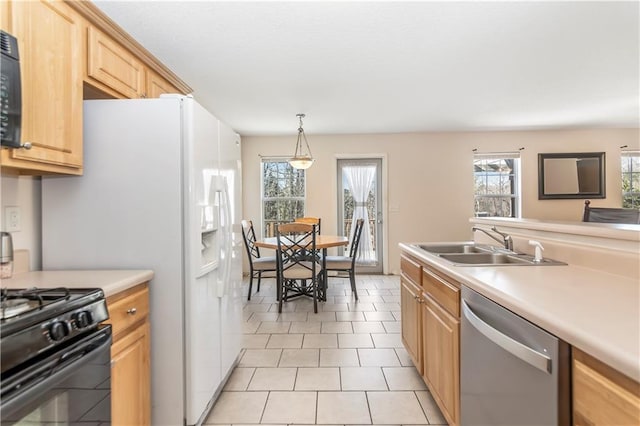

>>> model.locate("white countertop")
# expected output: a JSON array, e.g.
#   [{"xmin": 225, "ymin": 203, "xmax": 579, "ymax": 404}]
[
  {"xmin": 400, "ymin": 243, "xmax": 640, "ymax": 382},
  {"xmin": 1, "ymin": 270, "xmax": 154, "ymax": 298}
]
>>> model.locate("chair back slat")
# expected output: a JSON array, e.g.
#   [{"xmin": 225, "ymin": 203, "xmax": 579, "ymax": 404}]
[
  {"xmin": 349, "ymin": 219, "xmax": 366, "ymax": 259},
  {"xmin": 241, "ymin": 219, "xmax": 261, "ymax": 259},
  {"xmin": 294, "ymin": 217, "xmax": 321, "ymax": 233},
  {"xmin": 276, "ymin": 223, "xmax": 318, "ymax": 277}
]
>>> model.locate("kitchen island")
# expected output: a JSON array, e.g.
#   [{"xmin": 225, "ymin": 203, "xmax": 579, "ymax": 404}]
[{"xmin": 400, "ymin": 233, "xmax": 639, "ymax": 426}]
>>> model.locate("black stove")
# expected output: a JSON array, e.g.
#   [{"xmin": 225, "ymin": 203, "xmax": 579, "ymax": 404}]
[{"xmin": 0, "ymin": 287, "xmax": 109, "ymax": 374}]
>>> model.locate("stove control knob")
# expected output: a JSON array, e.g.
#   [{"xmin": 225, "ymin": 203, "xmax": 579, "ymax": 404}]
[
  {"xmin": 74, "ymin": 311, "xmax": 93, "ymax": 328},
  {"xmin": 49, "ymin": 321, "xmax": 70, "ymax": 341}
]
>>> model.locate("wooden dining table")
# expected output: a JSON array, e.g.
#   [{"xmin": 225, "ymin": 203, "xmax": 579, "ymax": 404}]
[{"xmin": 254, "ymin": 235, "xmax": 349, "ymax": 302}]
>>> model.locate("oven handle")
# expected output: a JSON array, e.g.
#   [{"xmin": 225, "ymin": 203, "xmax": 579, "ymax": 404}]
[
  {"xmin": 0, "ymin": 326, "xmax": 112, "ymax": 420},
  {"xmin": 462, "ymin": 300, "xmax": 552, "ymax": 373}
]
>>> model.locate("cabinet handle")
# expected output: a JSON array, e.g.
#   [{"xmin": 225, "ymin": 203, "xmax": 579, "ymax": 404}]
[
  {"xmin": 19, "ymin": 142, "xmax": 32, "ymax": 150},
  {"xmin": 127, "ymin": 308, "xmax": 137, "ymax": 315}
]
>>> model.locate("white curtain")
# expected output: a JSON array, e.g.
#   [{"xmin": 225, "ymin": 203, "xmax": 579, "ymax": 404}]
[{"xmin": 344, "ymin": 165, "xmax": 376, "ymax": 263}]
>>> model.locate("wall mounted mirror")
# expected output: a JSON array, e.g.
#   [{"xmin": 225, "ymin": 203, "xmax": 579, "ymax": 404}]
[{"xmin": 538, "ymin": 152, "xmax": 606, "ymax": 199}]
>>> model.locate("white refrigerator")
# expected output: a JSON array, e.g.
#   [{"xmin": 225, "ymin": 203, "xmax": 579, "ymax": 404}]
[{"xmin": 41, "ymin": 95, "xmax": 243, "ymax": 426}]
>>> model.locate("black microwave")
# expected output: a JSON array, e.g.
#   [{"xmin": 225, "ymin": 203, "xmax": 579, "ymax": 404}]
[{"xmin": 1, "ymin": 30, "xmax": 22, "ymax": 148}]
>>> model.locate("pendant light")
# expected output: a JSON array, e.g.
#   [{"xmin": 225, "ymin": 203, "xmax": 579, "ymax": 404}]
[{"xmin": 289, "ymin": 113, "xmax": 314, "ymax": 170}]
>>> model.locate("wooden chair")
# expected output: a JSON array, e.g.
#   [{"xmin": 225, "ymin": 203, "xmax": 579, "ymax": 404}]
[
  {"xmin": 294, "ymin": 217, "xmax": 321, "ymax": 233},
  {"xmin": 323, "ymin": 218, "xmax": 365, "ymax": 300},
  {"xmin": 582, "ymin": 200, "xmax": 640, "ymax": 224},
  {"xmin": 241, "ymin": 220, "xmax": 277, "ymax": 300},
  {"xmin": 275, "ymin": 222, "xmax": 323, "ymax": 313}
]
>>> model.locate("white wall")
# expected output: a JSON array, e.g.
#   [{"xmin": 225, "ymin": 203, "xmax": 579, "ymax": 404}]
[
  {"xmin": 0, "ymin": 173, "xmax": 41, "ymax": 271},
  {"xmin": 242, "ymin": 128, "xmax": 639, "ymax": 275}
]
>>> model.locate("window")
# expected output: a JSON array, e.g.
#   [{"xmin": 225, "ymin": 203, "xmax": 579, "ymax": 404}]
[
  {"xmin": 474, "ymin": 153, "xmax": 520, "ymax": 218},
  {"xmin": 622, "ymin": 151, "xmax": 640, "ymax": 208},
  {"xmin": 261, "ymin": 159, "xmax": 305, "ymax": 237}
]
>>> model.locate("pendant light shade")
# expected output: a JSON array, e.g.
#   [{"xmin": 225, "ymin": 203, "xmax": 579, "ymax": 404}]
[{"xmin": 289, "ymin": 113, "xmax": 314, "ymax": 170}]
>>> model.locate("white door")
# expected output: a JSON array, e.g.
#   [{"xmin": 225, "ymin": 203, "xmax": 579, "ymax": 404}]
[{"xmin": 337, "ymin": 158, "xmax": 384, "ymax": 274}]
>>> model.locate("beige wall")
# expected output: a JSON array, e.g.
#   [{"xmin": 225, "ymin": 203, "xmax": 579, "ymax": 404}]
[{"xmin": 242, "ymin": 128, "xmax": 640, "ymax": 275}]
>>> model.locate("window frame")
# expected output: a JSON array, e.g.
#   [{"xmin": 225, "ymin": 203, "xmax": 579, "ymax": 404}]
[
  {"xmin": 473, "ymin": 152, "xmax": 521, "ymax": 218},
  {"xmin": 260, "ymin": 158, "xmax": 306, "ymax": 237},
  {"xmin": 621, "ymin": 151, "xmax": 640, "ymax": 209}
]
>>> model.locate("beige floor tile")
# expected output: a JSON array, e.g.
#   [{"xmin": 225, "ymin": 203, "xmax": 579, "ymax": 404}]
[
  {"xmin": 267, "ymin": 334, "xmax": 304, "ymax": 348},
  {"xmin": 357, "ymin": 348, "xmax": 401, "ymax": 367},
  {"xmin": 242, "ymin": 320, "xmax": 260, "ymax": 334},
  {"xmin": 239, "ymin": 349, "xmax": 282, "ymax": 367},
  {"xmin": 279, "ymin": 348, "xmax": 320, "ymax": 367},
  {"xmin": 382, "ymin": 295, "xmax": 401, "ymax": 303},
  {"xmin": 367, "ymin": 391, "xmax": 428, "ymax": 424},
  {"xmin": 295, "ymin": 367, "xmax": 340, "ymax": 390},
  {"xmin": 316, "ymin": 391, "xmax": 371, "ymax": 424},
  {"xmin": 242, "ymin": 334, "xmax": 269, "ymax": 349},
  {"xmin": 392, "ymin": 311, "xmax": 402, "ymax": 321},
  {"xmin": 319, "ymin": 348, "xmax": 360, "ymax": 367},
  {"xmin": 382, "ymin": 321, "xmax": 401, "ymax": 333},
  {"xmin": 243, "ymin": 304, "xmax": 271, "ymax": 312},
  {"xmin": 251, "ymin": 312, "xmax": 281, "ymax": 322},
  {"xmin": 247, "ymin": 367, "xmax": 297, "ymax": 391},
  {"xmin": 204, "ymin": 391, "xmax": 268, "ymax": 424},
  {"xmin": 371, "ymin": 333, "xmax": 403, "ymax": 348},
  {"xmin": 303, "ymin": 333, "xmax": 338, "ymax": 348},
  {"xmin": 279, "ymin": 312, "xmax": 310, "ymax": 322},
  {"xmin": 366, "ymin": 289, "xmax": 392, "ymax": 296},
  {"xmin": 336, "ymin": 311, "xmax": 366, "ymax": 321},
  {"xmin": 363, "ymin": 312, "xmax": 395, "ymax": 322},
  {"xmin": 290, "ymin": 321, "xmax": 322, "ymax": 334},
  {"xmin": 348, "ymin": 303, "xmax": 376, "ymax": 312},
  {"xmin": 373, "ymin": 302, "xmax": 401, "ymax": 312},
  {"xmin": 321, "ymin": 321, "xmax": 353, "ymax": 334},
  {"xmin": 415, "ymin": 390, "xmax": 447, "ymax": 425},
  {"xmin": 340, "ymin": 367, "xmax": 388, "ymax": 391},
  {"xmin": 352, "ymin": 321, "xmax": 385, "ymax": 333},
  {"xmin": 338, "ymin": 333, "xmax": 374, "ymax": 348},
  {"xmin": 223, "ymin": 367, "xmax": 255, "ymax": 391},
  {"xmin": 261, "ymin": 391, "xmax": 317, "ymax": 424},
  {"xmin": 307, "ymin": 311, "xmax": 337, "ymax": 322},
  {"xmin": 394, "ymin": 348, "xmax": 414, "ymax": 367},
  {"xmin": 382, "ymin": 367, "xmax": 427, "ymax": 390},
  {"xmin": 272, "ymin": 302, "xmax": 297, "ymax": 313},
  {"xmin": 257, "ymin": 321, "xmax": 291, "ymax": 334},
  {"xmin": 320, "ymin": 303, "xmax": 349, "ymax": 312}
]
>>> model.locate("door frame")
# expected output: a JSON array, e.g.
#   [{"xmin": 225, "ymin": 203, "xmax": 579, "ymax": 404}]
[{"xmin": 334, "ymin": 154, "xmax": 388, "ymax": 274}]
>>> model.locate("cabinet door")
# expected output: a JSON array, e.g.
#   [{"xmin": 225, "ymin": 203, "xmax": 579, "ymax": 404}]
[
  {"xmin": 422, "ymin": 294, "xmax": 460, "ymax": 426},
  {"xmin": 147, "ymin": 69, "xmax": 181, "ymax": 98},
  {"xmin": 3, "ymin": 0, "xmax": 83, "ymax": 173},
  {"xmin": 87, "ymin": 26, "xmax": 146, "ymax": 99},
  {"xmin": 401, "ymin": 276, "xmax": 422, "ymax": 372},
  {"xmin": 111, "ymin": 321, "xmax": 151, "ymax": 426}
]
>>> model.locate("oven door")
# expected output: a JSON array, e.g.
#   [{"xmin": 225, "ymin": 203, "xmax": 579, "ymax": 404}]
[{"xmin": 1, "ymin": 325, "xmax": 112, "ymax": 425}]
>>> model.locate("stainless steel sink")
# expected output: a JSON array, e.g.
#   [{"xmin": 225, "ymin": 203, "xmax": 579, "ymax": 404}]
[
  {"xmin": 416, "ymin": 242, "xmax": 494, "ymax": 254},
  {"xmin": 412, "ymin": 242, "xmax": 567, "ymax": 266},
  {"xmin": 438, "ymin": 252, "xmax": 566, "ymax": 266}
]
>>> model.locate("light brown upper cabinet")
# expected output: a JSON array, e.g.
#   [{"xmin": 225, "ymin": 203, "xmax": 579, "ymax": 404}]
[
  {"xmin": 86, "ymin": 25, "xmax": 147, "ymax": 99},
  {"xmin": 147, "ymin": 69, "xmax": 182, "ymax": 98},
  {"xmin": 1, "ymin": 0, "xmax": 84, "ymax": 175}
]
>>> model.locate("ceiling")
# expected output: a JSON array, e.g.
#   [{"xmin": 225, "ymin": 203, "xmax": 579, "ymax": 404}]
[{"xmin": 92, "ymin": 1, "xmax": 639, "ymax": 136}]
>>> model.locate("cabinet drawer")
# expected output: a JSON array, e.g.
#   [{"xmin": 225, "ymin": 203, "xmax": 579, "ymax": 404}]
[
  {"xmin": 401, "ymin": 254, "xmax": 422, "ymax": 286},
  {"xmin": 422, "ymin": 267, "xmax": 460, "ymax": 318},
  {"xmin": 106, "ymin": 284, "xmax": 149, "ymax": 339}
]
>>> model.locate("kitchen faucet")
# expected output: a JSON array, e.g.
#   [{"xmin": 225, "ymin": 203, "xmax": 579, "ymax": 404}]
[{"xmin": 472, "ymin": 226, "xmax": 514, "ymax": 251}]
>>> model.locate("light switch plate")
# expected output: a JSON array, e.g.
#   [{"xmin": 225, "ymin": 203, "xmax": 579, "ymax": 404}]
[{"xmin": 5, "ymin": 206, "xmax": 21, "ymax": 232}]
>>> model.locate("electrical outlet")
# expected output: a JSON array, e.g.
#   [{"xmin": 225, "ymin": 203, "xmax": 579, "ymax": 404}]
[{"xmin": 5, "ymin": 206, "xmax": 21, "ymax": 232}]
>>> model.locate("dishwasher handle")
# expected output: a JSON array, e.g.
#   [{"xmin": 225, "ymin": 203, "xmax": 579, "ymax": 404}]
[{"xmin": 462, "ymin": 299, "xmax": 552, "ymax": 374}]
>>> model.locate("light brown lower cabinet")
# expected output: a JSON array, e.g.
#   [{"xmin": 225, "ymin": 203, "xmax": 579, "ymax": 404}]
[
  {"xmin": 400, "ymin": 276, "xmax": 422, "ymax": 373},
  {"xmin": 105, "ymin": 283, "xmax": 151, "ymax": 426},
  {"xmin": 422, "ymin": 293, "xmax": 460, "ymax": 426},
  {"xmin": 573, "ymin": 348, "xmax": 640, "ymax": 426}
]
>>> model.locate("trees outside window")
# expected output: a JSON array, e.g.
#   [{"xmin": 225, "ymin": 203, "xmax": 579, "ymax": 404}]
[
  {"xmin": 261, "ymin": 160, "xmax": 305, "ymax": 237},
  {"xmin": 474, "ymin": 153, "xmax": 520, "ymax": 218}
]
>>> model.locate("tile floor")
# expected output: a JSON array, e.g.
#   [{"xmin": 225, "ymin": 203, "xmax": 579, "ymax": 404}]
[{"xmin": 204, "ymin": 275, "xmax": 448, "ymax": 425}]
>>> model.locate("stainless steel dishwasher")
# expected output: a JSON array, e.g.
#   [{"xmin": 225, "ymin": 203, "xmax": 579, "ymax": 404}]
[{"xmin": 461, "ymin": 286, "xmax": 570, "ymax": 426}]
